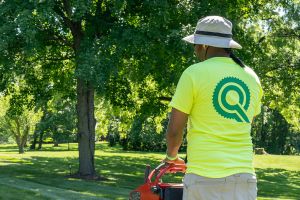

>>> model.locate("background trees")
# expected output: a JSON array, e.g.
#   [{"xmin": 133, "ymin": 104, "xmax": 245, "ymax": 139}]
[
  {"xmin": 0, "ymin": 95, "xmax": 42, "ymax": 153},
  {"xmin": 0, "ymin": 0, "xmax": 299, "ymax": 177}
]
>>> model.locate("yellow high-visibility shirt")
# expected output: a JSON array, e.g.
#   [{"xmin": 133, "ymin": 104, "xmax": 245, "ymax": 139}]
[{"xmin": 169, "ymin": 57, "xmax": 263, "ymax": 178}]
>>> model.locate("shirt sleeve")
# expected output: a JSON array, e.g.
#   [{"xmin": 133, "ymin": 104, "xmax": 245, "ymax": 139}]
[
  {"xmin": 169, "ymin": 71, "xmax": 194, "ymax": 114},
  {"xmin": 254, "ymin": 83, "xmax": 263, "ymax": 116}
]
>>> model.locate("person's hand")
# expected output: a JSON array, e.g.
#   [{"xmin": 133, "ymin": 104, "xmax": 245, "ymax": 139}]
[{"xmin": 162, "ymin": 156, "xmax": 185, "ymax": 165}]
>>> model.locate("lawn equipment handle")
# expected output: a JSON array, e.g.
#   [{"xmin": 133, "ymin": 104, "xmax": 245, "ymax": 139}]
[{"xmin": 146, "ymin": 162, "xmax": 186, "ymax": 184}]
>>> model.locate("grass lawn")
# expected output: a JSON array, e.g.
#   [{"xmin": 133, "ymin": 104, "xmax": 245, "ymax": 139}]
[{"xmin": 0, "ymin": 142, "xmax": 299, "ymax": 200}]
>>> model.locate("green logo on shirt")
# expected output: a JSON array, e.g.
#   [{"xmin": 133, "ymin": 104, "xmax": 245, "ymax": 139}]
[{"xmin": 213, "ymin": 77, "xmax": 250, "ymax": 123}]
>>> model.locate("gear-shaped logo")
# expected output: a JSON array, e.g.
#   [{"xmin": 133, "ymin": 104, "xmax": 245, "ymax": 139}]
[{"xmin": 213, "ymin": 77, "xmax": 250, "ymax": 123}]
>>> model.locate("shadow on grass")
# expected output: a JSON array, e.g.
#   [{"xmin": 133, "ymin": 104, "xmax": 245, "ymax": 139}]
[
  {"xmin": 0, "ymin": 142, "xmax": 167, "ymax": 156},
  {"xmin": 0, "ymin": 144, "xmax": 78, "ymax": 153},
  {"xmin": 256, "ymin": 168, "xmax": 300, "ymax": 199},
  {"xmin": 0, "ymin": 146, "xmax": 164, "ymax": 199},
  {"xmin": 1, "ymin": 143, "xmax": 299, "ymax": 199},
  {"xmin": 0, "ymin": 142, "xmax": 148, "ymax": 153},
  {"xmin": 0, "ymin": 144, "xmax": 19, "ymax": 152}
]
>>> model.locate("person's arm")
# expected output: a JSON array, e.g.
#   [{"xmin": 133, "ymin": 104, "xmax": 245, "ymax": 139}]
[
  {"xmin": 164, "ymin": 108, "xmax": 188, "ymax": 163},
  {"xmin": 165, "ymin": 70, "xmax": 193, "ymax": 163}
]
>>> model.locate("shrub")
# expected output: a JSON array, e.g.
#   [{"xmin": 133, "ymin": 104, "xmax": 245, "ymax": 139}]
[
  {"xmin": 43, "ymin": 137, "xmax": 53, "ymax": 144},
  {"xmin": 122, "ymin": 116, "xmax": 169, "ymax": 152}
]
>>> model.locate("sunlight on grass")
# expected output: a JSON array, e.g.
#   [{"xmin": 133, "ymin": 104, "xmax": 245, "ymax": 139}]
[
  {"xmin": 254, "ymin": 154, "xmax": 300, "ymax": 200},
  {"xmin": 0, "ymin": 142, "xmax": 299, "ymax": 199},
  {"xmin": 254, "ymin": 155, "xmax": 300, "ymax": 171}
]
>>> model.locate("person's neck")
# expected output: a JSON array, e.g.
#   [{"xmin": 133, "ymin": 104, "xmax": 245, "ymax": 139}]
[{"xmin": 206, "ymin": 47, "xmax": 229, "ymax": 60}]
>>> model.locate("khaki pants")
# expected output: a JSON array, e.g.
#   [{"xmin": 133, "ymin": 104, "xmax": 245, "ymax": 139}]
[{"xmin": 183, "ymin": 173, "xmax": 257, "ymax": 200}]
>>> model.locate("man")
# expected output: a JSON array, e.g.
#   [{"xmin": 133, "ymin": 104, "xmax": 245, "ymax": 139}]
[{"xmin": 164, "ymin": 16, "xmax": 263, "ymax": 200}]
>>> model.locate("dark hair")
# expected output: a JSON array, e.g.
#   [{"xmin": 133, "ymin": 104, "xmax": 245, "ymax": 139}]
[{"xmin": 224, "ymin": 48, "xmax": 245, "ymax": 68}]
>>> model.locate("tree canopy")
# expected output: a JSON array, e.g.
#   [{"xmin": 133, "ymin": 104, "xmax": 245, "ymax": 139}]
[{"xmin": 0, "ymin": 0, "xmax": 299, "ymax": 176}]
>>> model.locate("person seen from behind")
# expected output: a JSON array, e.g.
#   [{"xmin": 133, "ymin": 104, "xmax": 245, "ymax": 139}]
[{"xmin": 163, "ymin": 16, "xmax": 263, "ymax": 200}]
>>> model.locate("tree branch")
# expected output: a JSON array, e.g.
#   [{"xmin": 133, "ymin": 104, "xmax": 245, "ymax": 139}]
[
  {"xmin": 273, "ymin": 33, "xmax": 300, "ymax": 39},
  {"xmin": 53, "ymin": 1, "xmax": 73, "ymax": 30},
  {"xmin": 25, "ymin": 54, "xmax": 74, "ymax": 65},
  {"xmin": 52, "ymin": 32, "xmax": 73, "ymax": 47},
  {"xmin": 42, "ymin": 56, "xmax": 74, "ymax": 62},
  {"xmin": 159, "ymin": 96, "xmax": 172, "ymax": 102},
  {"xmin": 54, "ymin": 0, "xmax": 83, "ymax": 51}
]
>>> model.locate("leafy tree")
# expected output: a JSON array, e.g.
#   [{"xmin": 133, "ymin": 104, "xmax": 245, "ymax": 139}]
[
  {"xmin": 0, "ymin": 0, "xmax": 299, "ymax": 177},
  {"xmin": 252, "ymin": 106, "xmax": 299, "ymax": 154},
  {"xmin": 0, "ymin": 96, "xmax": 11, "ymax": 144},
  {"xmin": 0, "ymin": 0, "xmax": 96, "ymax": 176},
  {"xmin": 0, "ymin": 0, "xmax": 193, "ymax": 176},
  {"xmin": 109, "ymin": 0, "xmax": 300, "ymax": 153},
  {"xmin": 0, "ymin": 129, "xmax": 11, "ymax": 144},
  {"xmin": 0, "ymin": 95, "xmax": 42, "ymax": 153},
  {"xmin": 100, "ymin": 0, "xmax": 299, "ymax": 154},
  {"xmin": 30, "ymin": 94, "xmax": 76, "ymax": 150}
]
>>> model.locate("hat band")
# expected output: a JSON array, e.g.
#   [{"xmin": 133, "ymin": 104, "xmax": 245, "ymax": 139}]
[{"xmin": 195, "ymin": 31, "xmax": 232, "ymax": 38}]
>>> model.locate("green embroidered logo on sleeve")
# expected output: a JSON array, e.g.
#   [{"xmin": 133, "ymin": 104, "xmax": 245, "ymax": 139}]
[{"xmin": 213, "ymin": 77, "xmax": 250, "ymax": 123}]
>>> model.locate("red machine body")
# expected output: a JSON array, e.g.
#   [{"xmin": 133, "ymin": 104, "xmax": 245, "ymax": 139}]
[{"xmin": 129, "ymin": 163, "xmax": 186, "ymax": 200}]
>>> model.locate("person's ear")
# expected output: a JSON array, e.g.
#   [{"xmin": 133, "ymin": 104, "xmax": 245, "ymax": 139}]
[{"xmin": 194, "ymin": 44, "xmax": 201, "ymax": 51}]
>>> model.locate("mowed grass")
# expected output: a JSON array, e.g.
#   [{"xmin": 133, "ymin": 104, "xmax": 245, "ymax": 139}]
[
  {"xmin": 254, "ymin": 155, "xmax": 300, "ymax": 200},
  {"xmin": 0, "ymin": 142, "xmax": 299, "ymax": 200}
]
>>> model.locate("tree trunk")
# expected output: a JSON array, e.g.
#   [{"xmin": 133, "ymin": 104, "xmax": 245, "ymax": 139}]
[
  {"xmin": 260, "ymin": 106, "xmax": 265, "ymax": 147},
  {"xmin": 58, "ymin": 0, "xmax": 96, "ymax": 176},
  {"xmin": 36, "ymin": 105, "xmax": 48, "ymax": 150},
  {"xmin": 14, "ymin": 135, "xmax": 24, "ymax": 154},
  {"xmin": 77, "ymin": 79, "xmax": 96, "ymax": 176},
  {"xmin": 19, "ymin": 139, "xmax": 26, "ymax": 154},
  {"xmin": 30, "ymin": 129, "xmax": 38, "ymax": 150},
  {"xmin": 19, "ymin": 125, "xmax": 30, "ymax": 154},
  {"xmin": 38, "ymin": 131, "xmax": 44, "ymax": 150},
  {"xmin": 18, "ymin": 145, "xmax": 25, "ymax": 154},
  {"xmin": 14, "ymin": 118, "xmax": 24, "ymax": 154},
  {"xmin": 53, "ymin": 140, "xmax": 59, "ymax": 147}
]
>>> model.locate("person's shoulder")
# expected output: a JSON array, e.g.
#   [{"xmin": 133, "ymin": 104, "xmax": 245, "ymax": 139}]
[
  {"xmin": 244, "ymin": 66, "xmax": 261, "ymax": 84},
  {"xmin": 184, "ymin": 62, "xmax": 207, "ymax": 75}
]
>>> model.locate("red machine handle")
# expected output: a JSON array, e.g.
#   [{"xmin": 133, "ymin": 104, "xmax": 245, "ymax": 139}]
[{"xmin": 147, "ymin": 163, "xmax": 186, "ymax": 184}]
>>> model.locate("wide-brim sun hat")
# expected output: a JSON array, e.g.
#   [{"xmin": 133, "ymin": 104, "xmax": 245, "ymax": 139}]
[{"xmin": 182, "ymin": 16, "xmax": 242, "ymax": 49}]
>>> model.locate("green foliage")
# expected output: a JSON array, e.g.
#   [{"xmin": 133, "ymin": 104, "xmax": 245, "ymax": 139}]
[
  {"xmin": 110, "ymin": 0, "xmax": 299, "ymax": 153},
  {"xmin": 0, "ymin": 95, "xmax": 10, "ymax": 143},
  {"xmin": 252, "ymin": 107, "xmax": 299, "ymax": 154},
  {"xmin": 105, "ymin": 75, "xmax": 134, "ymax": 108},
  {"xmin": 107, "ymin": 116, "xmax": 120, "ymax": 147},
  {"xmin": 0, "ymin": 0, "xmax": 299, "ymax": 156},
  {"xmin": 0, "ymin": 95, "xmax": 42, "ymax": 153},
  {"xmin": 38, "ymin": 95, "xmax": 77, "ymax": 145},
  {"xmin": 232, "ymin": 0, "xmax": 300, "ymax": 130},
  {"xmin": 42, "ymin": 137, "xmax": 53, "ymax": 144},
  {"xmin": 122, "ymin": 115, "xmax": 166, "ymax": 151},
  {"xmin": 0, "ymin": 130, "xmax": 12, "ymax": 144}
]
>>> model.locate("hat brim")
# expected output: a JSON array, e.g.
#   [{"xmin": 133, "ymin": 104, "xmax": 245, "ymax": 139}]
[{"xmin": 182, "ymin": 34, "xmax": 242, "ymax": 49}]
